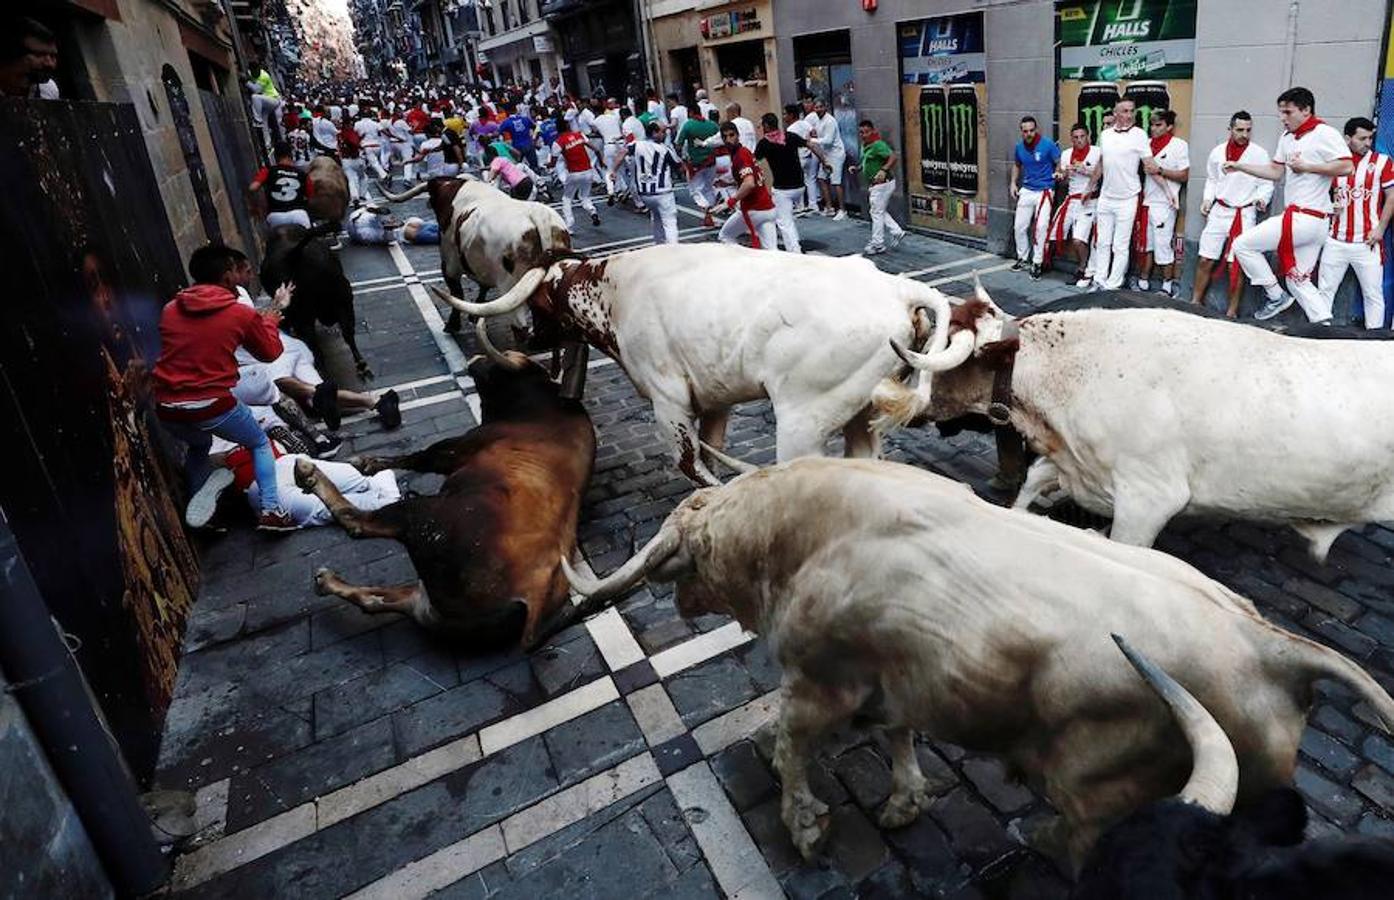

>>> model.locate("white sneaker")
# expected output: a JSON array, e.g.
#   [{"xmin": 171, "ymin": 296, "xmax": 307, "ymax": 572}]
[
  {"xmin": 186, "ymin": 467, "xmax": 235, "ymax": 528},
  {"xmin": 832, "ymin": 210, "xmax": 847, "ymax": 221},
  {"xmin": 1074, "ymin": 276, "xmax": 1092, "ymax": 289},
  {"xmin": 863, "ymin": 243, "xmax": 886, "ymax": 256},
  {"xmin": 1253, "ymin": 292, "xmax": 1295, "ymax": 321},
  {"xmin": 820, "ymin": 207, "xmax": 834, "ymax": 217}
]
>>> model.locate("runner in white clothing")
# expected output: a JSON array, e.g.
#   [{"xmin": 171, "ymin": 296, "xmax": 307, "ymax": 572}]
[
  {"xmin": 812, "ymin": 98, "xmax": 846, "ymax": 219},
  {"xmin": 1192, "ymin": 111, "xmax": 1272, "ymax": 318},
  {"xmin": 1048, "ymin": 123, "xmax": 1102, "ymax": 287},
  {"xmin": 612, "ymin": 120, "xmax": 684, "ymax": 244},
  {"xmin": 1134, "ymin": 109, "xmax": 1189, "ymax": 296},
  {"xmin": 1085, "ymin": 98, "xmax": 1156, "ymax": 291},
  {"xmin": 1228, "ymin": 87, "xmax": 1355, "ymax": 323},
  {"xmin": 1319, "ymin": 117, "xmax": 1393, "ymax": 329}
]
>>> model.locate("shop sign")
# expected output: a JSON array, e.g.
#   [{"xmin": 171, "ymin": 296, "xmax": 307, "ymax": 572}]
[
  {"xmin": 533, "ymin": 34, "xmax": 554, "ymax": 53},
  {"xmin": 700, "ymin": 8, "xmax": 761, "ymax": 40}
]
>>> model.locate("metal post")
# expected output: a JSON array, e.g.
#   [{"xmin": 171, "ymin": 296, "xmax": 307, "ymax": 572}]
[{"xmin": 0, "ymin": 516, "xmax": 168, "ymax": 895}]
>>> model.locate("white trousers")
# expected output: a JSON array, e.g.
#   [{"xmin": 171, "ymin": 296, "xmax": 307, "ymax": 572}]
[
  {"xmin": 718, "ymin": 205, "xmax": 778, "ymax": 249},
  {"xmin": 772, "ymin": 187, "xmax": 804, "ymax": 253},
  {"xmin": 601, "ymin": 145, "xmax": 621, "ymax": 194},
  {"xmin": 688, "ymin": 165, "xmax": 716, "ymax": 209},
  {"xmin": 1143, "ymin": 203, "xmax": 1178, "ymax": 265},
  {"xmin": 1233, "ymin": 212, "xmax": 1330, "ymax": 321},
  {"xmin": 1092, "ymin": 194, "xmax": 1139, "ymax": 290},
  {"xmin": 1014, "ymin": 188, "xmax": 1053, "ymax": 265},
  {"xmin": 233, "ymin": 363, "xmax": 281, "ymax": 406},
  {"xmin": 1197, "ymin": 205, "xmax": 1256, "ymax": 261},
  {"xmin": 868, "ymin": 179, "xmax": 904, "ymax": 248},
  {"xmin": 392, "ymin": 141, "xmax": 415, "ymax": 181},
  {"xmin": 1319, "ymin": 237, "xmax": 1387, "ymax": 329},
  {"xmin": 342, "ymin": 157, "xmax": 366, "ymax": 203},
  {"xmin": 266, "ymin": 209, "xmax": 311, "ymax": 230},
  {"xmin": 246, "ymin": 455, "xmax": 400, "ymax": 528},
  {"xmin": 561, "ymin": 171, "xmax": 595, "ymax": 227},
  {"xmin": 359, "ymin": 145, "xmax": 388, "ymax": 180},
  {"xmin": 800, "ymin": 155, "xmax": 821, "ymax": 209},
  {"xmin": 644, "ymin": 192, "xmax": 679, "ymax": 244}
]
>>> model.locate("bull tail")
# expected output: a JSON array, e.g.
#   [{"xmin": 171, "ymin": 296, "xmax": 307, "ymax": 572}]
[{"xmin": 1293, "ymin": 632, "xmax": 1394, "ymax": 733}]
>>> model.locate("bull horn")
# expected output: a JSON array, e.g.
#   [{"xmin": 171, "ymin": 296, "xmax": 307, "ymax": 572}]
[
  {"xmin": 1111, "ymin": 634, "xmax": 1239, "ymax": 816},
  {"xmin": 972, "ymin": 272, "xmax": 1007, "ymax": 315},
  {"xmin": 560, "ymin": 522, "xmax": 682, "ymax": 602},
  {"xmin": 428, "ymin": 265, "xmax": 546, "ymax": 317},
  {"xmin": 699, "ymin": 441, "xmax": 760, "ymax": 476},
  {"xmin": 377, "ymin": 181, "xmax": 431, "ymax": 202},
  {"xmin": 890, "ymin": 329, "xmax": 976, "ymax": 372},
  {"xmin": 474, "ymin": 317, "xmax": 525, "ymax": 370}
]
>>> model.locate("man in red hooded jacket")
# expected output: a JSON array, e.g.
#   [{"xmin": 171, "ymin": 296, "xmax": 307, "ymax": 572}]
[{"xmin": 152, "ymin": 244, "xmax": 296, "ymax": 531}]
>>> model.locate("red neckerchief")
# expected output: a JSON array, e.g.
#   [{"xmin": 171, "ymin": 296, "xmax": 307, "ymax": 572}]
[
  {"xmin": 1290, "ymin": 116, "xmax": 1324, "ymax": 138},
  {"xmin": 1224, "ymin": 139, "xmax": 1247, "ymax": 163},
  {"xmin": 1023, "ymin": 134, "xmax": 1040, "ymax": 151},
  {"xmin": 1070, "ymin": 143, "xmax": 1091, "ymax": 165},
  {"xmin": 1150, "ymin": 133, "xmax": 1172, "ymax": 156},
  {"xmin": 764, "ymin": 129, "xmax": 786, "ymax": 146},
  {"xmin": 862, "ymin": 130, "xmax": 882, "ymax": 145}
]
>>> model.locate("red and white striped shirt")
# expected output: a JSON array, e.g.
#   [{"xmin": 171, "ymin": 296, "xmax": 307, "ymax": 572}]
[{"xmin": 1331, "ymin": 151, "xmax": 1394, "ymax": 244}]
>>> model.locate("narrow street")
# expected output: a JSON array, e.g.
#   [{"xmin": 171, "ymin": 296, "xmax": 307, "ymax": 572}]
[{"xmin": 155, "ymin": 195, "xmax": 1394, "ymax": 899}]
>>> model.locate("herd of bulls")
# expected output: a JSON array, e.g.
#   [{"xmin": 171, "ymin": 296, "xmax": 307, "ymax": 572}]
[{"xmin": 286, "ymin": 172, "xmax": 1394, "ymax": 896}]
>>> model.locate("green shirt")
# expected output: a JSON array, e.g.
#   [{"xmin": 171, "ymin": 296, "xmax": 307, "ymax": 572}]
[
  {"xmin": 255, "ymin": 69, "xmax": 280, "ymax": 100},
  {"xmin": 678, "ymin": 119, "xmax": 719, "ymax": 166},
  {"xmin": 860, "ymin": 139, "xmax": 893, "ymax": 185}
]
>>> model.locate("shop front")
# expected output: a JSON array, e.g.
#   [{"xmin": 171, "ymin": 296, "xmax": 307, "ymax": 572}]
[{"xmin": 652, "ymin": 0, "xmax": 783, "ymax": 119}]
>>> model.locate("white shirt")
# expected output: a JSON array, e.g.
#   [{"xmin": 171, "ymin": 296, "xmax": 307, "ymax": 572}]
[
  {"xmin": 787, "ymin": 118, "xmax": 814, "ymax": 160},
  {"xmin": 622, "ymin": 115, "xmax": 645, "ymax": 144},
  {"xmin": 1143, "ymin": 135, "xmax": 1188, "ymax": 208},
  {"xmin": 668, "ymin": 105, "xmax": 688, "ymax": 135},
  {"xmin": 355, "ymin": 118, "xmax": 383, "ymax": 148},
  {"xmin": 1273, "ymin": 122, "xmax": 1349, "ymax": 213},
  {"xmin": 1099, "ymin": 126, "xmax": 1151, "ymax": 201},
  {"xmin": 1060, "ymin": 145, "xmax": 1101, "ymax": 196},
  {"xmin": 389, "ymin": 119, "xmax": 413, "ymax": 143},
  {"xmin": 1202, "ymin": 141, "xmax": 1273, "ymax": 210},
  {"xmin": 647, "ymin": 99, "xmax": 666, "ymax": 123},
  {"xmin": 311, "ymin": 117, "xmax": 339, "ymax": 153},
  {"xmin": 731, "ymin": 116, "xmax": 757, "ymax": 152},
  {"xmin": 593, "ymin": 111, "xmax": 623, "ymax": 143},
  {"xmin": 698, "ymin": 98, "xmax": 715, "ymax": 119},
  {"xmin": 418, "ymin": 137, "xmax": 446, "ymax": 177},
  {"xmin": 814, "ymin": 113, "xmax": 841, "ymax": 155}
]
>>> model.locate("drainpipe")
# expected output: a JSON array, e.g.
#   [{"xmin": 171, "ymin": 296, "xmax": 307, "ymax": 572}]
[
  {"xmin": 0, "ymin": 516, "xmax": 168, "ymax": 896},
  {"xmin": 1281, "ymin": 0, "xmax": 1300, "ymax": 87}
]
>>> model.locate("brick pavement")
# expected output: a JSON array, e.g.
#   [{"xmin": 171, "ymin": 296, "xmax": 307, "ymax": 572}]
[{"xmin": 156, "ymin": 192, "xmax": 1394, "ymax": 899}]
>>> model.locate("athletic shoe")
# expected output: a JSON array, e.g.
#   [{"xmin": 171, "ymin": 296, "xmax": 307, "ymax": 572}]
[
  {"xmin": 832, "ymin": 210, "xmax": 847, "ymax": 221},
  {"xmin": 1011, "ymin": 259, "xmax": 1027, "ymax": 271},
  {"xmin": 1085, "ymin": 282, "xmax": 1102, "ymax": 293},
  {"xmin": 820, "ymin": 207, "xmax": 834, "ymax": 217},
  {"xmin": 1074, "ymin": 276, "xmax": 1092, "ymax": 289},
  {"xmin": 606, "ymin": 193, "xmax": 616, "ymax": 207},
  {"xmin": 794, "ymin": 206, "xmax": 812, "ymax": 218},
  {"xmin": 590, "ymin": 212, "xmax": 600, "ymax": 226},
  {"xmin": 863, "ymin": 243, "xmax": 886, "ymax": 256},
  {"xmin": 376, "ymin": 389, "xmax": 402, "ymax": 430},
  {"xmin": 1253, "ymin": 292, "xmax": 1295, "ymax": 321},
  {"xmin": 313, "ymin": 434, "xmax": 343, "ymax": 459},
  {"xmin": 1029, "ymin": 263, "xmax": 1043, "ymax": 280},
  {"xmin": 256, "ymin": 509, "xmax": 299, "ymax": 533},
  {"xmin": 185, "ymin": 468, "xmax": 234, "ymax": 528},
  {"xmin": 312, "ymin": 380, "xmax": 341, "ymax": 431},
  {"xmin": 1158, "ymin": 281, "xmax": 1176, "ymax": 298}
]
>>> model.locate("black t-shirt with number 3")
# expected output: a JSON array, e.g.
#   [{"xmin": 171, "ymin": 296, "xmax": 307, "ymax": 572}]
[{"xmin": 258, "ymin": 165, "xmax": 310, "ymax": 212}]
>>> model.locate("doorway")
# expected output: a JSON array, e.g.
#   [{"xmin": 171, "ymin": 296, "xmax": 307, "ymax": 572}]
[
  {"xmin": 794, "ymin": 31, "xmax": 859, "ymax": 211},
  {"xmin": 670, "ymin": 46, "xmax": 701, "ymax": 105}
]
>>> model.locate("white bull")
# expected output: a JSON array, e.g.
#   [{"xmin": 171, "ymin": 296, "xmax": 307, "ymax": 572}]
[
  {"xmin": 889, "ymin": 291, "xmax": 1394, "ymax": 560},
  {"xmin": 429, "ymin": 243, "xmax": 965, "ymax": 484},
  {"xmin": 560, "ymin": 457, "xmax": 1394, "ymax": 867},
  {"xmin": 381, "ymin": 176, "xmax": 571, "ymax": 334}
]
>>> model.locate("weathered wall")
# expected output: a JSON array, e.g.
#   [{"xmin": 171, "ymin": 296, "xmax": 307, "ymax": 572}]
[{"xmin": 0, "ymin": 667, "xmax": 114, "ymax": 900}]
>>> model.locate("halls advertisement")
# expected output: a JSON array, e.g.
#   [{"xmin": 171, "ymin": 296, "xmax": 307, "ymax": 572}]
[{"xmin": 898, "ymin": 12, "xmax": 989, "ymax": 237}]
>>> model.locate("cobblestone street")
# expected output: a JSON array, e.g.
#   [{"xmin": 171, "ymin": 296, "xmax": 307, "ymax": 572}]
[{"xmin": 156, "ymin": 194, "xmax": 1394, "ymax": 899}]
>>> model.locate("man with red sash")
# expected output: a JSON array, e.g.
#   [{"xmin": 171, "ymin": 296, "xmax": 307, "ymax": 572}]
[
  {"xmin": 1049, "ymin": 123, "xmax": 1101, "ymax": 287},
  {"xmin": 1009, "ymin": 115, "xmax": 1062, "ymax": 280},
  {"xmin": 716, "ymin": 120, "xmax": 778, "ymax": 250},
  {"xmin": 1193, "ymin": 111, "xmax": 1273, "ymax": 318},
  {"xmin": 552, "ymin": 116, "xmax": 602, "ymax": 229},
  {"xmin": 1086, "ymin": 98, "xmax": 1156, "ymax": 291},
  {"xmin": 1133, "ymin": 110, "xmax": 1189, "ymax": 297},
  {"xmin": 1318, "ymin": 117, "xmax": 1394, "ymax": 329},
  {"xmin": 1227, "ymin": 87, "xmax": 1354, "ymax": 323}
]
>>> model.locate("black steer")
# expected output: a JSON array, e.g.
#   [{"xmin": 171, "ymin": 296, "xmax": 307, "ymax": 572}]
[
  {"xmin": 1073, "ymin": 636, "xmax": 1394, "ymax": 900},
  {"xmin": 260, "ymin": 224, "xmax": 370, "ymax": 378}
]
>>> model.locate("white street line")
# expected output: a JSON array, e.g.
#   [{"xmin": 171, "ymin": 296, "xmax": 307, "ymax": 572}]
[
  {"xmin": 666, "ymin": 762, "xmax": 784, "ymax": 899},
  {"xmin": 317, "ymin": 734, "xmax": 483, "ymax": 829},
  {"xmin": 575, "ymin": 226, "xmax": 708, "ymax": 254},
  {"xmin": 650, "ymin": 621, "xmax": 753, "ymax": 679},
  {"xmin": 387, "ymin": 241, "xmax": 470, "ymax": 374},
  {"xmin": 355, "ymin": 280, "xmax": 411, "ymax": 296},
  {"xmin": 349, "ymin": 274, "xmax": 405, "ymax": 288},
  {"xmin": 191, "ymin": 778, "xmax": 230, "ymax": 841},
  {"xmin": 924, "ymin": 261, "xmax": 1014, "ymax": 287},
  {"xmin": 691, "ymin": 690, "xmax": 781, "ymax": 757},
  {"xmin": 477, "ymin": 676, "xmax": 620, "ymax": 756},
  {"xmin": 384, "ymin": 373, "xmax": 454, "ymax": 393},
  {"xmin": 500, "ymin": 752, "xmax": 661, "ymax": 853},
  {"xmin": 344, "ymin": 825, "xmax": 506, "ymax": 900},
  {"xmin": 171, "ymin": 803, "xmax": 316, "ymax": 890},
  {"xmin": 336, "ymin": 391, "xmax": 462, "ymax": 428},
  {"xmin": 626, "ymin": 684, "xmax": 688, "ymax": 748},
  {"xmin": 897, "ymin": 252, "xmax": 996, "ymax": 279}
]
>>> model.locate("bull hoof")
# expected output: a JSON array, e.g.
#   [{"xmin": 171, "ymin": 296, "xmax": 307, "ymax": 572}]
[
  {"xmin": 293, "ymin": 458, "xmax": 320, "ymax": 491},
  {"xmin": 313, "ymin": 567, "xmax": 335, "ymax": 595},
  {"xmin": 783, "ymin": 795, "xmax": 831, "ymax": 861},
  {"xmin": 877, "ymin": 789, "xmax": 929, "ymax": 829}
]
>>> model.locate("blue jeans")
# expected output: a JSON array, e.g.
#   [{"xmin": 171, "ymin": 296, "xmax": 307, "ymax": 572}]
[{"xmin": 163, "ymin": 400, "xmax": 282, "ymax": 513}]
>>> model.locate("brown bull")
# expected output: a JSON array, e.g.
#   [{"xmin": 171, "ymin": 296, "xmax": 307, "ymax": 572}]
[
  {"xmin": 293, "ymin": 346, "xmax": 594, "ymax": 648},
  {"xmin": 306, "ymin": 155, "xmax": 349, "ymax": 224}
]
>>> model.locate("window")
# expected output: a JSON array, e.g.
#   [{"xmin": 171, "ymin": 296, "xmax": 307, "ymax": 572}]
[
  {"xmin": 484, "ymin": 7, "xmax": 495, "ymax": 33},
  {"xmin": 714, "ymin": 39, "xmax": 766, "ymax": 85},
  {"xmin": 518, "ymin": 0, "xmax": 530, "ymax": 25},
  {"xmin": 501, "ymin": 0, "xmax": 511, "ymax": 30}
]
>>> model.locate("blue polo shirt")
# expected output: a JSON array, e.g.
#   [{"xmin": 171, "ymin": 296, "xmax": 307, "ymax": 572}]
[
  {"xmin": 1014, "ymin": 136, "xmax": 1061, "ymax": 191},
  {"xmin": 500, "ymin": 114, "xmax": 535, "ymax": 151}
]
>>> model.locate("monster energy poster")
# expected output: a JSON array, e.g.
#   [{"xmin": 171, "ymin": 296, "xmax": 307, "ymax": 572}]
[{"xmin": 899, "ymin": 13, "xmax": 988, "ymax": 237}]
